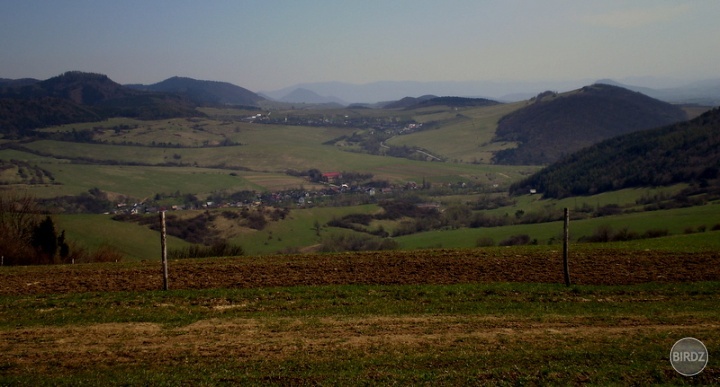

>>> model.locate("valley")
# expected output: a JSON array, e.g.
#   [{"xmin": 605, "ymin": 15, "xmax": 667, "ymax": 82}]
[{"xmin": 1, "ymin": 73, "xmax": 719, "ymax": 261}]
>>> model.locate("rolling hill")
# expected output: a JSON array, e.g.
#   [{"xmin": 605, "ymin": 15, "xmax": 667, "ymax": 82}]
[
  {"xmin": 509, "ymin": 107, "xmax": 720, "ymax": 198},
  {"xmin": 129, "ymin": 76, "xmax": 265, "ymax": 107},
  {"xmin": 384, "ymin": 96, "xmax": 500, "ymax": 110},
  {"xmin": 492, "ymin": 84, "xmax": 688, "ymax": 165},
  {"xmin": 381, "ymin": 95, "xmax": 438, "ymax": 109}
]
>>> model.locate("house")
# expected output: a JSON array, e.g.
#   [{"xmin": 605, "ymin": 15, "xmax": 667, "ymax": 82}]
[{"xmin": 322, "ymin": 172, "xmax": 342, "ymax": 183}]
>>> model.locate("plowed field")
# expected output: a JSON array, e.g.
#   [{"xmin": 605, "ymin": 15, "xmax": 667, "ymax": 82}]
[{"xmin": 2, "ymin": 248, "xmax": 719, "ymax": 295}]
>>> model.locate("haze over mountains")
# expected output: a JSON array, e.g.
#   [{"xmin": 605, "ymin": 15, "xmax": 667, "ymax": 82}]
[{"xmin": 262, "ymin": 78, "xmax": 720, "ymax": 105}]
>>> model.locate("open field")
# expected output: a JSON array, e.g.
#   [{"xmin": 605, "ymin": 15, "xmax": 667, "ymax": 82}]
[
  {"xmin": 1, "ymin": 246, "xmax": 718, "ymax": 384},
  {"xmin": 388, "ymin": 102, "xmax": 525, "ymax": 163}
]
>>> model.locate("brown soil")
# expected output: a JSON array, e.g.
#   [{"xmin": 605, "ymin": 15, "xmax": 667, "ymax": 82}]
[{"xmin": 2, "ymin": 248, "xmax": 719, "ymax": 296}]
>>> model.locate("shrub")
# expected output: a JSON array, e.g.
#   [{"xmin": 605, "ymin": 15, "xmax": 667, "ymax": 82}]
[
  {"xmin": 642, "ymin": 228, "xmax": 669, "ymax": 239},
  {"xmin": 169, "ymin": 241, "xmax": 244, "ymax": 259},
  {"xmin": 319, "ymin": 233, "xmax": 398, "ymax": 253},
  {"xmin": 499, "ymin": 234, "xmax": 532, "ymax": 246},
  {"xmin": 585, "ymin": 224, "xmax": 613, "ymax": 243}
]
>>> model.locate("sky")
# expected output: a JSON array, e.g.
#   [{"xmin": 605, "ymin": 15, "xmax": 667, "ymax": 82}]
[{"xmin": 1, "ymin": 1, "xmax": 718, "ymax": 92}]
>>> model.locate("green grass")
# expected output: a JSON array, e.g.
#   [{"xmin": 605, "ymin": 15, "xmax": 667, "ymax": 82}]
[
  {"xmin": 42, "ymin": 164, "xmax": 282, "ymax": 198},
  {"xmin": 1, "ymin": 281, "xmax": 718, "ymax": 385}
]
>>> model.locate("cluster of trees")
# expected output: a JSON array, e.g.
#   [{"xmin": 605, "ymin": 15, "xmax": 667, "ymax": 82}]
[{"xmin": 38, "ymin": 188, "xmax": 114, "ymax": 214}]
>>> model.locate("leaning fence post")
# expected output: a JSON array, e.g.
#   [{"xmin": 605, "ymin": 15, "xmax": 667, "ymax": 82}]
[
  {"xmin": 563, "ymin": 208, "xmax": 571, "ymax": 286},
  {"xmin": 160, "ymin": 211, "xmax": 169, "ymax": 291}
]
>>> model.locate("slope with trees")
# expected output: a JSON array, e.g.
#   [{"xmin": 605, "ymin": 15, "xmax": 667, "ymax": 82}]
[{"xmin": 509, "ymin": 107, "xmax": 720, "ymax": 198}]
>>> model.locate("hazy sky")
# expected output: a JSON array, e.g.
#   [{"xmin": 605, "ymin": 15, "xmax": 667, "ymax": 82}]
[{"xmin": 1, "ymin": 1, "xmax": 718, "ymax": 92}]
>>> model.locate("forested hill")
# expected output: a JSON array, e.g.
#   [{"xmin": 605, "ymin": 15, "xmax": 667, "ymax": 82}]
[
  {"xmin": 509, "ymin": 107, "xmax": 720, "ymax": 198},
  {"xmin": 492, "ymin": 84, "xmax": 688, "ymax": 165},
  {"xmin": 0, "ymin": 72, "xmax": 201, "ymax": 136}
]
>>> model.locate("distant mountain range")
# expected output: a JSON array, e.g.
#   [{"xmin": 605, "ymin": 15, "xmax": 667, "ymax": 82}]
[
  {"xmin": 261, "ymin": 80, "xmax": 585, "ymax": 104},
  {"xmin": 492, "ymin": 84, "xmax": 688, "ymax": 165},
  {"xmin": 510, "ymin": 106, "xmax": 720, "ymax": 198}
]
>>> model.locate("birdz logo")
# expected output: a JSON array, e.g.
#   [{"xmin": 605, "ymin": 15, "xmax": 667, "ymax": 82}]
[{"xmin": 669, "ymin": 337, "xmax": 708, "ymax": 376}]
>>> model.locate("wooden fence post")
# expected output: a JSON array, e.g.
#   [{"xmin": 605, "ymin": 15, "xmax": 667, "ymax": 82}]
[
  {"xmin": 160, "ymin": 211, "xmax": 169, "ymax": 291},
  {"xmin": 563, "ymin": 208, "xmax": 571, "ymax": 286}
]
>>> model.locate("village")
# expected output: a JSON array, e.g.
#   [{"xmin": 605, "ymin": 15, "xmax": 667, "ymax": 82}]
[{"xmin": 110, "ymin": 170, "xmax": 464, "ymax": 216}]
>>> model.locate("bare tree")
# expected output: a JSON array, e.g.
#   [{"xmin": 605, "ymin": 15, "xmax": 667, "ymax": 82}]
[{"xmin": 0, "ymin": 192, "xmax": 41, "ymax": 265}]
